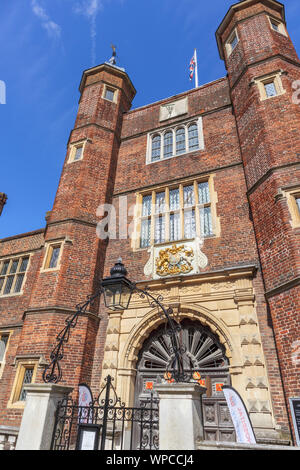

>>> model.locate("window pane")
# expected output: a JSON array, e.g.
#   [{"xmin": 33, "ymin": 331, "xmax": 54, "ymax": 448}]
[
  {"xmin": 271, "ymin": 21, "xmax": 279, "ymax": 31},
  {"xmin": 9, "ymin": 260, "xmax": 19, "ymax": 274},
  {"xmin": 155, "ymin": 192, "xmax": 165, "ymax": 214},
  {"xmin": 3, "ymin": 276, "xmax": 14, "ymax": 295},
  {"xmin": 264, "ymin": 82, "xmax": 277, "ymax": 97},
  {"xmin": 49, "ymin": 247, "xmax": 60, "ymax": 269},
  {"xmin": 14, "ymin": 274, "xmax": 25, "ymax": 293},
  {"xmin": 169, "ymin": 189, "xmax": 180, "ymax": 211},
  {"xmin": 296, "ymin": 197, "xmax": 300, "ymax": 213},
  {"xmin": 19, "ymin": 368, "xmax": 34, "ymax": 401},
  {"xmin": 198, "ymin": 182, "xmax": 210, "ymax": 204},
  {"xmin": 142, "ymin": 195, "xmax": 152, "ymax": 217},
  {"xmin": 183, "ymin": 185, "xmax": 195, "ymax": 207},
  {"xmin": 151, "ymin": 135, "xmax": 161, "ymax": 161},
  {"xmin": 0, "ymin": 334, "xmax": 9, "ymax": 362},
  {"xmin": 20, "ymin": 257, "xmax": 29, "ymax": 273},
  {"xmin": 74, "ymin": 146, "xmax": 83, "ymax": 161},
  {"xmin": 105, "ymin": 88, "xmax": 115, "ymax": 101},
  {"xmin": 164, "ymin": 131, "xmax": 173, "ymax": 158},
  {"xmin": 155, "ymin": 216, "xmax": 165, "ymax": 244},
  {"xmin": 170, "ymin": 213, "xmax": 181, "ymax": 241},
  {"xmin": 184, "ymin": 209, "xmax": 196, "ymax": 239},
  {"xmin": 200, "ymin": 206, "xmax": 213, "ymax": 237},
  {"xmin": 230, "ymin": 34, "xmax": 238, "ymax": 50},
  {"xmin": 176, "ymin": 128, "xmax": 186, "ymax": 155},
  {"xmin": 188, "ymin": 124, "xmax": 199, "ymax": 151},
  {"xmin": 0, "ymin": 278, "xmax": 4, "ymax": 293},
  {"xmin": 140, "ymin": 219, "xmax": 151, "ymax": 248},
  {"xmin": 1, "ymin": 261, "xmax": 9, "ymax": 276}
]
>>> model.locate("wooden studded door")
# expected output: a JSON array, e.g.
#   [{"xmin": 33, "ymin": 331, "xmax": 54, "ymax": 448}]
[{"xmin": 135, "ymin": 319, "xmax": 236, "ymax": 443}]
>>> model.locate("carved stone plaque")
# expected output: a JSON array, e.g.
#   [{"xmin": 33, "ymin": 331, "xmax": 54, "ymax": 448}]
[{"xmin": 159, "ymin": 97, "xmax": 188, "ymax": 122}]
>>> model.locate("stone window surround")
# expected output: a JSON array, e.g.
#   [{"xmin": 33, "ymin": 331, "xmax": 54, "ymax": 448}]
[
  {"xmin": 132, "ymin": 174, "xmax": 220, "ymax": 251},
  {"xmin": 7, "ymin": 358, "xmax": 39, "ymax": 409},
  {"xmin": 267, "ymin": 15, "xmax": 288, "ymax": 37},
  {"xmin": 279, "ymin": 185, "xmax": 300, "ymax": 229},
  {"xmin": 41, "ymin": 239, "xmax": 65, "ymax": 272},
  {"xmin": 253, "ymin": 70, "xmax": 286, "ymax": 101},
  {"xmin": 0, "ymin": 330, "xmax": 13, "ymax": 380},
  {"xmin": 0, "ymin": 253, "xmax": 31, "ymax": 299},
  {"xmin": 225, "ymin": 28, "xmax": 239, "ymax": 58},
  {"xmin": 102, "ymin": 83, "xmax": 119, "ymax": 104},
  {"xmin": 67, "ymin": 138, "xmax": 88, "ymax": 164},
  {"xmin": 146, "ymin": 116, "xmax": 204, "ymax": 165}
]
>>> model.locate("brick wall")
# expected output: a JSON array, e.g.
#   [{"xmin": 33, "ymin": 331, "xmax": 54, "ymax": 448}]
[{"xmin": 218, "ymin": 0, "xmax": 300, "ymax": 441}]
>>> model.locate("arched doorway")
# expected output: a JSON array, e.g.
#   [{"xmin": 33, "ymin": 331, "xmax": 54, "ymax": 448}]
[{"xmin": 135, "ymin": 319, "xmax": 236, "ymax": 442}]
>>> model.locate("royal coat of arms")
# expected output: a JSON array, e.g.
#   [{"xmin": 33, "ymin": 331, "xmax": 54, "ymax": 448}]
[{"xmin": 155, "ymin": 244, "xmax": 194, "ymax": 277}]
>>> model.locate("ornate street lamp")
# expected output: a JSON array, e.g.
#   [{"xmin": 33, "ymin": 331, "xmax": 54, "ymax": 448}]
[
  {"xmin": 43, "ymin": 259, "xmax": 190, "ymax": 384},
  {"xmin": 101, "ymin": 258, "xmax": 133, "ymax": 311}
]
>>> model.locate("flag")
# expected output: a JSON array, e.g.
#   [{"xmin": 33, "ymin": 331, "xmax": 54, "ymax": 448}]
[{"xmin": 189, "ymin": 53, "xmax": 196, "ymax": 81}]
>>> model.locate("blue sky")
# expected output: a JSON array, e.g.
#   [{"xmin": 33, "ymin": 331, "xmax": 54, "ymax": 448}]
[{"xmin": 0, "ymin": 0, "xmax": 300, "ymax": 239}]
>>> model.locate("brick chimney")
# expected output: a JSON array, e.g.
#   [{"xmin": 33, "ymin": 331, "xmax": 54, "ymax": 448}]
[{"xmin": 0, "ymin": 193, "xmax": 7, "ymax": 216}]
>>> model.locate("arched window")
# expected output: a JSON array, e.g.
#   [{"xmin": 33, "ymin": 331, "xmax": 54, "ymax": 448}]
[
  {"xmin": 188, "ymin": 123, "xmax": 199, "ymax": 151},
  {"xmin": 176, "ymin": 128, "xmax": 186, "ymax": 155},
  {"xmin": 163, "ymin": 131, "xmax": 173, "ymax": 159},
  {"xmin": 151, "ymin": 135, "xmax": 161, "ymax": 162}
]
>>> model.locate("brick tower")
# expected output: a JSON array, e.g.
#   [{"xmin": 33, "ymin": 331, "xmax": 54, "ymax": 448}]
[
  {"xmin": 17, "ymin": 63, "xmax": 136, "ymax": 388},
  {"xmin": 217, "ymin": 0, "xmax": 300, "ymax": 439},
  {"xmin": 0, "ymin": 193, "xmax": 7, "ymax": 216}
]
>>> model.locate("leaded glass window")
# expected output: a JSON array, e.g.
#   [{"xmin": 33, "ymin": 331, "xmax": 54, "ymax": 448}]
[
  {"xmin": 104, "ymin": 88, "xmax": 115, "ymax": 102},
  {"xmin": 140, "ymin": 195, "xmax": 152, "ymax": 248},
  {"xmin": 49, "ymin": 247, "xmax": 60, "ymax": 269},
  {"xmin": 142, "ymin": 195, "xmax": 152, "ymax": 217},
  {"xmin": 230, "ymin": 33, "xmax": 238, "ymax": 51},
  {"xmin": 163, "ymin": 131, "xmax": 173, "ymax": 159},
  {"xmin": 140, "ymin": 219, "xmax": 151, "ymax": 248},
  {"xmin": 200, "ymin": 206, "xmax": 213, "ymax": 237},
  {"xmin": 198, "ymin": 182, "xmax": 210, "ymax": 204},
  {"xmin": 148, "ymin": 119, "xmax": 203, "ymax": 163},
  {"xmin": 264, "ymin": 81, "xmax": 277, "ymax": 98},
  {"xmin": 176, "ymin": 128, "xmax": 186, "ymax": 155},
  {"xmin": 155, "ymin": 192, "xmax": 166, "ymax": 214},
  {"xmin": 19, "ymin": 368, "xmax": 34, "ymax": 401},
  {"xmin": 184, "ymin": 209, "xmax": 196, "ymax": 239},
  {"xmin": 74, "ymin": 145, "xmax": 83, "ymax": 161},
  {"xmin": 0, "ymin": 334, "xmax": 9, "ymax": 362},
  {"xmin": 138, "ymin": 180, "xmax": 214, "ymax": 248},
  {"xmin": 270, "ymin": 20, "xmax": 279, "ymax": 31},
  {"xmin": 183, "ymin": 185, "xmax": 195, "ymax": 207},
  {"xmin": 155, "ymin": 215, "xmax": 165, "ymax": 244},
  {"xmin": 169, "ymin": 189, "xmax": 180, "ymax": 211},
  {"xmin": 188, "ymin": 124, "xmax": 199, "ymax": 151},
  {"xmin": 0, "ymin": 256, "xmax": 30, "ymax": 296},
  {"xmin": 151, "ymin": 135, "xmax": 161, "ymax": 162},
  {"xmin": 170, "ymin": 212, "xmax": 181, "ymax": 242}
]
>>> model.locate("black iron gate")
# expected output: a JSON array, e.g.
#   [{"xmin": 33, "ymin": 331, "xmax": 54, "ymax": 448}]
[{"xmin": 51, "ymin": 375, "xmax": 159, "ymax": 450}]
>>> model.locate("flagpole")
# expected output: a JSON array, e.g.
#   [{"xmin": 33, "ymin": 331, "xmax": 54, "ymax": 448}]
[{"xmin": 194, "ymin": 49, "xmax": 199, "ymax": 88}]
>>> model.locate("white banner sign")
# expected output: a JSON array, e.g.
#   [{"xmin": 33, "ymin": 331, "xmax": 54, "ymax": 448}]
[{"xmin": 222, "ymin": 385, "xmax": 256, "ymax": 444}]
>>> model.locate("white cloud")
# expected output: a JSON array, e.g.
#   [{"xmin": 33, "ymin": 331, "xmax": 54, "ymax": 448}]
[
  {"xmin": 74, "ymin": 0, "xmax": 102, "ymax": 19},
  {"xmin": 74, "ymin": 0, "xmax": 103, "ymax": 64},
  {"xmin": 31, "ymin": 0, "xmax": 61, "ymax": 39}
]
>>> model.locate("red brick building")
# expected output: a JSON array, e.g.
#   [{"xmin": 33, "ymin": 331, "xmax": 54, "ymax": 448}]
[{"xmin": 0, "ymin": 0, "xmax": 299, "ymax": 449}]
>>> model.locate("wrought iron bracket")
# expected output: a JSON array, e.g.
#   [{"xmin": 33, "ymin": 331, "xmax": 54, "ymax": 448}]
[
  {"xmin": 43, "ymin": 287, "xmax": 103, "ymax": 384},
  {"xmin": 43, "ymin": 277, "xmax": 190, "ymax": 384}
]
